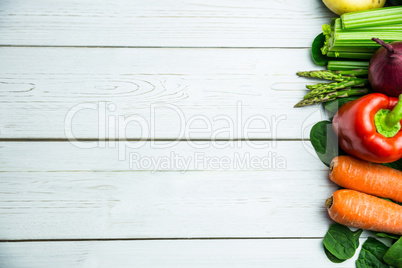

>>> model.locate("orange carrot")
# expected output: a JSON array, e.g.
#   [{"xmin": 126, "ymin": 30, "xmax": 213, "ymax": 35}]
[
  {"xmin": 326, "ymin": 189, "xmax": 402, "ymax": 235},
  {"xmin": 330, "ymin": 156, "xmax": 402, "ymax": 203}
]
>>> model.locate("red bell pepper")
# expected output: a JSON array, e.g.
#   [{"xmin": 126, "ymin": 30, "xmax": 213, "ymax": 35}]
[{"xmin": 333, "ymin": 93, "xmax": 402, "ymax": 163}]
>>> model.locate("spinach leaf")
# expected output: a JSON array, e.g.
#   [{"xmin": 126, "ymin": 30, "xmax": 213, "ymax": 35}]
[
  {"xmin": 356, "ymin": 237, "xmax": 390, "ymax": 268},
  {"xmin": 324, "ymin": 247, "xmax": 345, "ymax": 263},
  {"xmin": 323, "ymin": 223, "xmax": 363, "ymax": 261},
  {"xmin": 384, "ymin": 237, "xmax": 402, "ymax": 268},
  {"xmin": 310, "ymin": 120, "xmax": 340, "ymax": 166},
  {"xmin": 311, "ymin": 33, "xmax": 329, "ymax": 66},
  {"xmin": 372, "ymin": 231, "xmax": 401, "ymax": 241},
  {"xmin": 324, "ymin": 96, "xmax": 360, "ymax": 117}
]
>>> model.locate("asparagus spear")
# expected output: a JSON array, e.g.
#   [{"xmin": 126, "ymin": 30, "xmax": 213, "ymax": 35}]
[
  {"xmin": 297, "ymin": 69, "xmax": 367, "ymax": 81},
  {"xmin": 294, "ymin": 88, "xmax": 369, "ymax": 108},
  {"xmin": 304, "ymin": 78, "xmax": 368, "ymax": 99}
]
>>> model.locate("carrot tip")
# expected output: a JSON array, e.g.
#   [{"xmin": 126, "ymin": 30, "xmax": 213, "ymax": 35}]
[{"xmin": 325, "ymin": 196, "xmax": 333, "ymax": 209}]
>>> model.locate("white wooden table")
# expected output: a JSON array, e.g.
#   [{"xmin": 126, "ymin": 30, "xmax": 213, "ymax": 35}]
[{"xmin": 0, "ymin": 0, "xmax": 364, "ymax": 267}]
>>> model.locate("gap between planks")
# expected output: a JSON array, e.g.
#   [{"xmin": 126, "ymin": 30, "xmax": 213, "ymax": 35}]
[
  {"xmin": 0, "ymin": 138, "xmax": 308, "ymax": 142},
  {"xmin": 0, "ymin": 45, "xmax": 311, "ymax": 49},
  {"xmin": 0, "ymin": 237, "xmax": 328, "ymax": 243},
  {"xmin": 0, "ymin": 235, "xmax": 373, "ymax": 243}
]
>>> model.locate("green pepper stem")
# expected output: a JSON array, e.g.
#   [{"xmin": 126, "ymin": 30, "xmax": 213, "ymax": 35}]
[{"xmin": 383, "ymin": 94, "xmax": 402, "ymax": 131}]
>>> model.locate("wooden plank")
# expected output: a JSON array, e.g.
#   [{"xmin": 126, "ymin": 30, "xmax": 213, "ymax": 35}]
[
  {"xmin": 0, "ymin": 141, "xmax": 324, "ymax": 172},
  {"xmin": 0, "ymin": 0, "xmax": 333, "ymax": 47},
  {"xmin": 0, "ymin": 47, "xmax": 328, "ymax": 139},
  {"xmin": 0, "ymin": 239, "xmax": 360, "ymax": 268},
  {"xmin": 0, "ymin": 170, "xmax": 336, "ymax": 239},
  {"xmin": 0, "ymin": 141, "xmax": 336, "ymax": 240}
]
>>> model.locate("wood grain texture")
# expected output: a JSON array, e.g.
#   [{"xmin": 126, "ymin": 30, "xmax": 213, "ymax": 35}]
[
  {"xmin": 0, "ymin": 239, "xmax": 360, "ymax": 268},
  {"xmin": 0, "ymin": 0, "xmax": 334, "ymax": 47},
  {"xmin": 0, "ymin": 47, "xmax": 328, "ymax": 139},
  {"xmin": 0, "ymin": 141, "xmax": 336, "ymax": 240}
]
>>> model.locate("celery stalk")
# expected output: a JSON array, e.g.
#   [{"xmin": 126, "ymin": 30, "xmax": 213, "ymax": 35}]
[
  {"xmin": 346, "ymin": 24, "xmax": 402, "ymax": 32},
  {"xmin": 321, "ymin": 15, "xmax": 402, "ymax": 60},
  {"xmin": 327, "ymin": 61, "xmax": 369, "ymax": 72},
  {"xmin": 328, "ymin": 46, "xmax": 377, "ymax": 53},
  {"xmin": 327, "ymin": 51, "xmax": 373, "ymax": 60},
  {"xmin": 334, "ymin": 32, "xmax": 402, "ymax": 43},
  {"xmin": 341, "ymin": 6, "xmax": 402, "ymax": 29}
]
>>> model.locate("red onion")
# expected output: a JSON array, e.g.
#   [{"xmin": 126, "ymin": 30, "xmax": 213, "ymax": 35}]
[{"xmin": 368, "ymin": 38, "xmax": 402, "ymax": 98}]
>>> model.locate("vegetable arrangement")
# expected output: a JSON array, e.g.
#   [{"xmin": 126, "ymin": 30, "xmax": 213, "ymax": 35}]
[
  {"xmin": 297, "ymin": 3, "xmax": 402, "ymax": 266},
  {"xmin": 295, "ymin": 6, "xmax": 402, "ymax": 108}
]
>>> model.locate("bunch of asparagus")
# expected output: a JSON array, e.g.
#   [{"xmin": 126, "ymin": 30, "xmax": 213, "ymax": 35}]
[{"xmin": 294, "ymin": 67, "xmax": 370, "ymax": 108}]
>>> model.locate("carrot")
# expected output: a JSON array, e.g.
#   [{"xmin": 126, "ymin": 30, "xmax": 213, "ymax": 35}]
[
  {"xmin": 329, "ymin": 156, "xmax": 402, "ymax": 203},
  {"xmin": 326, "ymin": 189, "xmax": 402, "ymax": 235}
]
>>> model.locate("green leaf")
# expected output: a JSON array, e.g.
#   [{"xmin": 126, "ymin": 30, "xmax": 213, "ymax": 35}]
[
  {"xmin": 384, "ymin": 237, "xmax": 402, "ymax": 268},
  {"xmin": 310, "ymin": 121, "xmax": 340, "ymax": 166},
  {"xmin": 323, "ymin": 96, "xmax": 360, "ymax": 116},
  {"xmin": 323, "ymin": 223, "xmax": 363, "ymax": 260},
  {"xmin": 311, "ymin": 33, "xmax": 330, "ymax": 66},
  {"xmin": 356, "ymin": 237, "xmax": 390, "ymax": 268},
  {"xmin": 324, "ymin": 247, "xmax": 346, "ymax": 263},
  {"xmin": 372, "ymin": 231, "xmax": 401, "ymax": 241}
]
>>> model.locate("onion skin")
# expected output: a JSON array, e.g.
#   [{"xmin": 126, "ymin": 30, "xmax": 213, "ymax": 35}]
[{"xmin": 369, "ymin": 40, "xmax": 402, "ymax": 98}]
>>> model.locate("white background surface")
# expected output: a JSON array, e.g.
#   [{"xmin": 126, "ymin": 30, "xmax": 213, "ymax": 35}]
[{"xmin": 0, "ymin": 0, "xmax": 364, "ymax": 267}]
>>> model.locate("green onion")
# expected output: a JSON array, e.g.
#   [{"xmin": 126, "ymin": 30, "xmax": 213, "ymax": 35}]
[{"xmin": 341, "ymin": 6, "xmax": 402, "ymax": 29}]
